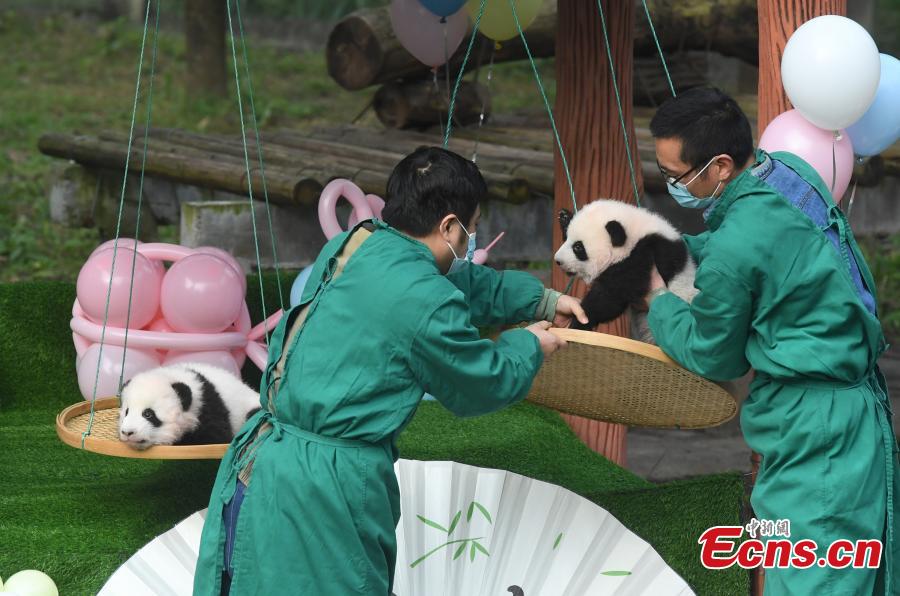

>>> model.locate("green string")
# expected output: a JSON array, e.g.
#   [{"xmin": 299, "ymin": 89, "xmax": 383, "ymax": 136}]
[
  {"xmin": 444, "ymin": 0, "xmax": 486, "ymax": 149},
  {"xmin": 506, "ymin": 0, "xmax": 578, "ymax": 215},
  {"xmin": 83, "ymin": 0, "xmax": 157, "ymax": 447},
  {"xmin": 118, "ymin": 0, "xmax": 161, "ymax": 382},
  {"xmin": 226, "ymin": 0, "xmax": 270, "ymax": 342},
  {"xmin": 640, "ymin": 0, "xmax": 675, "ymax": 97},
  {"xmin": 596, "ymin": 0, "xmax": 641, "ymax": 207},
  {"xmin": 234, "ymin": 0, "xmax": 285, "ymax": 313}
]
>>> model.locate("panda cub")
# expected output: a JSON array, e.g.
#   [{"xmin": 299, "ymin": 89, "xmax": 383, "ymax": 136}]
[
  {"xmin": 119, "ymin": 363, "xmax": 261, "ymax": 449},
  {"xmin": 554, "ymin": 199, "xmax": 698, "ymax": 343}
]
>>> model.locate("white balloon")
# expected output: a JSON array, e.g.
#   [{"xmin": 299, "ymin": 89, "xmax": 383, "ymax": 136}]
[
  {"xmin": 3, "ymin": 570, "xmax": 58, "ymax": 596},
  {"xmin": 781, "ymin": 15, "xmax": 880, "ymax": 131}
]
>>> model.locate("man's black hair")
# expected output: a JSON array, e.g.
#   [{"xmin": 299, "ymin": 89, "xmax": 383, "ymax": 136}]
[
  {"xmin": 382, "ymin": 146, "xmax": 486, "ymax": 236},
  {"xmin": 649, "ymin": 87, "xmax": 754, "ymax": 171}
]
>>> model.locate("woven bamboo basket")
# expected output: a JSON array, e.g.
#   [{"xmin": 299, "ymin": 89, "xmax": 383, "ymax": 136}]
[
  {"xmin": 526, "ymin": 329, "xmax": 737, "ymax": 429},
  {"xmin": 56, "ymin": 397, "xmax": 229, "ymax": 459}
]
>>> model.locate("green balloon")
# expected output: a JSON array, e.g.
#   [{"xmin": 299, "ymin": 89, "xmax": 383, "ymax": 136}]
[{"xmin": 466, "ymin": 0, "xmax": 541, "ymax": 42}]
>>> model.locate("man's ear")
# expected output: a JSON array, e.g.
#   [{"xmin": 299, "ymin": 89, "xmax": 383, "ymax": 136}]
[
  {"xmin": 714, "ymin": 154, "xmax": 736, "ymax": 181},
  {"xmin": 559, "ymin": 209, "xmax": 573, "ymax": 240},
  {"xmin": 438, "ymin": 214, "xmax": 456, "ymax": 240}
]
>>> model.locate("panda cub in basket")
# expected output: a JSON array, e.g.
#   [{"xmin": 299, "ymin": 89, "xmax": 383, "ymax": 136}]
[
  {"xmin": 554, "ymin": 199, "xmax": 698, "ymax": 343},
  {"xmin": 119, "ymin": 363, "xmax": 261, "ymax": 449}
]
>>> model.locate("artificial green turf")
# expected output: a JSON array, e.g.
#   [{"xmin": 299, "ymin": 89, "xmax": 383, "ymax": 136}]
[{"xmin": 0, "ymin": 280, "xmax": 747, "ymax": 595}]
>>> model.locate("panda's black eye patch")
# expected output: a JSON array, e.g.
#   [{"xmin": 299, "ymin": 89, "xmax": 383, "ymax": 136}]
[
  {"xmin": 142, "ymin": 408, "xmax": 162, "ymax": 428},
  {"xmin": 572, "ymin": 241, "xmax": 588, "ymax": 262}
]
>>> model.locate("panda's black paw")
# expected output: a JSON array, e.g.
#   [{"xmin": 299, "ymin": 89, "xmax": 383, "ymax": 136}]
[{"xmin": 569, "ymin": 318, "xmax": 594, "ymax": 331}]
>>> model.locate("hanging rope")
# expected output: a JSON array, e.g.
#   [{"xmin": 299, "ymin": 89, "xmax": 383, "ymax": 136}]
[
  {"xmin": 118, "ymin": 0, "xmax": 161, "ymax": 384},
  {"xmin": 506, "ymin": 0, "xmax": 578, "ymax": 215},
  {"xmin": 640, "ymin": 0, "xmax": 675, "ymax": 97},
  {"xmin": 226, "ymin": 0, "xmax": 271, "ymax": 342},
  {"xmin": 84, "ymin": 0, "xmax": 159, "ymax": 447},
  {"xmin": 471, "ymin": 44, "xmax": 495, "ymax": 164},
  {"xmin": 596, "ymin": 0, "xmax": 641, "ymax": 207},
  {"xmin": 234, "ymin": 0, "xmax": 285, "ymax": 312},
  {"xmin": 444, "ymin": 0, "xmax": 486, "ymax": 149}
]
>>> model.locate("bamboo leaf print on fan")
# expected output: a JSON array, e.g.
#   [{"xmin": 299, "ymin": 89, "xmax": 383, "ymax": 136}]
[
  {"xmin": 601, "ymin": 570, "xmax": 633, "ymax": 576},
  {"xmin": 416, "ymin": 514, "xmax": 449, "ymax": 534},
  {"xmin": 553, "ymin": 532, "xmax": 563, "ymax": 550}
]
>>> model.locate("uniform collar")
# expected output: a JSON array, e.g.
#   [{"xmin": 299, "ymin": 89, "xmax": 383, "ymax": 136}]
[
  {"xmin": 371, "ymin": 219, "xmax": 440, "ymax": 263},
  {"xmin": 703, "ymin": 148, "xmax": 768, "ymax": 231}
]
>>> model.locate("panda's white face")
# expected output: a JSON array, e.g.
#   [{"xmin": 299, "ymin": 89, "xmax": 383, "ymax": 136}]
[
  {"xmin": 554, "ymin": 201, "xmax": 632, "ymax": 283},
  {"xmin": 119, "ymin": 372, "xmax": 194, "ymax": 449}
]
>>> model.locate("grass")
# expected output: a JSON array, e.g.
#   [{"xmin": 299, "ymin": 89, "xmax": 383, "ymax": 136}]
[{"xmin": 0, "ymin": 278, "xmax": 747, "ymax": 595}]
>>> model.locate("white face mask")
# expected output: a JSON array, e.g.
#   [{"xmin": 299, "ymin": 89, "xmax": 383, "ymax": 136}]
[{"xmin": 446, "ymin": 218, "xmax": 476, "ymax": 275}]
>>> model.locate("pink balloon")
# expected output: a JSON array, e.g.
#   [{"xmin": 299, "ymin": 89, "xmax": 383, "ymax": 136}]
[
  {"xmin": 229, "ymin": 302, "xmax": 251, "ymax": 369},
  {"xmin": 146, "ymin": 314, "xmax": 174, "ymax": 359},
  {"xmin": 758, "ymin": 109, "xmax": 854, "ymax": 203},
  {"xmin": 161, "ymin": 254, "xmax": 244, "ymax": 333},
  {"xmin": 389, "ymin": 0, "xmax": 468, "ymax": 68},
  {"xmin": 90, "ymin": 238, "xmax": 142, "ymax": 258},
  {"xmin": 347, "ymin": 194, "xmax": 386, "ymax": 229},
  {"xmin": 318, "ymin": 179, "xmax": 375, "ymax": 240},
  {"xmin": 76, "ymin": 247, "xmax": 162, "ymax": 329},
  {"xmin": 194, "ymin": 246, "xmax": 246, "ymax": 294},
  {"xmin": 77, "ymin": 343, "xmax": 160, "ymax": 400},
  {"xmin": 70, "ymin": 315, "xmax": 246, "ymax": 351},
  {"xmin": 163, "ymin": 350, "xmax": 241, "ymax": 378}
]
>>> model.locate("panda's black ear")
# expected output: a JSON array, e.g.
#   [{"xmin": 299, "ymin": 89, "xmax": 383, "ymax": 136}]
[
  {"xmin": 606, "ymin": 220, "xmax": 627, "ymax": 247},
  {"xmin": 171, "ymin": 382, "xmax": 192, "ymax": 411},
  {"xmin": 559, "ymin": 209, "xmax": 573, "ymax": 240}
]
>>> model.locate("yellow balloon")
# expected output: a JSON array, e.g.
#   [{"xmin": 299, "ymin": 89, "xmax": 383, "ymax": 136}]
[{"xmin": 466, "ymin": 0, "xmax": 542, "ymax": 42}]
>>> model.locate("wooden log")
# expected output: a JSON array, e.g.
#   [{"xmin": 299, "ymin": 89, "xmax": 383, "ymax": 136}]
[
  {"xmin": 326, "ymin": 0, "xmax": 556, "ymax": 91},
  {"xmin": 38, "ymin": 132, "xmax": 308, "ymax": 206},
  {"xmin": 373, "ymin": 80, "xmax": 490, "ymax": 130},
  {"xmin": 325, "ymin": 0, "xmax": 759, "ymax": 92}
]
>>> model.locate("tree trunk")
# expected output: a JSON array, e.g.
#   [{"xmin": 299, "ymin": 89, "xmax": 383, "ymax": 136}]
[
  {"xmin": 553, "ymin": 0, "xmax": 643, "ymax": 467},
  {"xmin": 753, "ymin": 2, "xmax": 847, "ymax": 593},
  {"xmin": 757, "ymin": 0, "xmax": 847, "ymax": 133},
  {"xmin": 185, "ymin": 0, "xmax": 227, "ymax": 98},
  {"xmin": 374, "ymin": 80, "xmax": 490, "ymax": 130}
]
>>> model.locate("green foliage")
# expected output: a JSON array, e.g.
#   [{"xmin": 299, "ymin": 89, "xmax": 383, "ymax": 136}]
[{"xmin": 859, "ymin": 234, "xmax": 900, "ymax": 342}]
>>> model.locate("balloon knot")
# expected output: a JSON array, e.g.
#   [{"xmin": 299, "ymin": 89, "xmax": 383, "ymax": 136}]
[
  {"xmin": 440, "ymin": 16, "xmax": 447, "ymax": 24},
  {"xmin": 495, "ymin": 41, "xmax": 502, "ymax": 51}
]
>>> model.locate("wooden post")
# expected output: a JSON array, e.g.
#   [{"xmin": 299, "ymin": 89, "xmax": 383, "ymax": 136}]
[
  {"xmin": 553, "ymin": 0, "xmax": 643, "ymax": 467},
  {"xmin": 185, "ymin": 0, "xmax": 227, "ymax": 98},
  {"xmin": 757, "ymin": 0, "xmax": 847, "ymax": 133},
  {"xmin": 754, "ymin": 2, "xmax": 847, "ymax": 592}
]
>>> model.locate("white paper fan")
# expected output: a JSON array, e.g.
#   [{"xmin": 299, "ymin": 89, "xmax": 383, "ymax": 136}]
[
  {"xmin": 393, "ymin": 460, "xmax": 694, "ymax": 596},
  {"xmin": 99, "ymin": 510, "xmax": 206, "ymax": 596},
  {"xmin": 99, "ymin": 461, "xmax": 695, "ymax": 596}
]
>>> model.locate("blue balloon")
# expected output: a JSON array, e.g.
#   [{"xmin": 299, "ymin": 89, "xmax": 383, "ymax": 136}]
[
  {"xmin": 417, "ymin": 0, "xmax": 466, "ymax": 18},
  {"xmin": 289, "ymin": 265, "xmax": 315, "ymax": 308},
  {"xmin": 846, "ymin": 54, "xmax": 900, "ymax": 157}
]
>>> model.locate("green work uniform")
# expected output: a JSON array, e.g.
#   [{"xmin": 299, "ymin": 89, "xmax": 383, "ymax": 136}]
[
  {"xmin": 649, "ymin": 149, "xmax": 898, "ymax": 594},
  {"xmin": 193, "ymin": 220, "xmax": 553, "ymax": 594}
]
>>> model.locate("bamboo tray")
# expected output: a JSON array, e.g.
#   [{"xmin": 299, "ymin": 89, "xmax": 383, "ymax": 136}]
[
  {"xmin": 526, "ymin": 329, "xmax": 737, "ymax": 429},
  {"xmin": 56, "ymin": 397, "xmax": 229, "ymax": 459}
]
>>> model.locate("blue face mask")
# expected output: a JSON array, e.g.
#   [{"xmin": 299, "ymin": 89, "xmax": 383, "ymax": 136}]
[
  {"xmin": 446, "ymin": 219, "xmax": 476, "ymax": 274},
  {"xmin": 665, "ymin": 156, "xmax": 722, "ymax": 209}
]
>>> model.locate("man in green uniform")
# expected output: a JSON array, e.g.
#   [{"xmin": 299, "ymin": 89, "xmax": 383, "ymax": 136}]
[
  {"xmin": 645, "ymin": 87, "xmax": 898, "ymax": 594},
  {"xmin": 193, "ymin": 147, "xmax": 587, "ymax": 594}
]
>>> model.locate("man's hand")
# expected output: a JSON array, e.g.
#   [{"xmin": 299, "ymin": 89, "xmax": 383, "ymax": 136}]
[
  {"xmin": 525, "ymin": 321, "xmax": 567, "ymax": 358},
  {"xmin": 553, "ymin": 295, "xmax": 589, "ymax": 328}
]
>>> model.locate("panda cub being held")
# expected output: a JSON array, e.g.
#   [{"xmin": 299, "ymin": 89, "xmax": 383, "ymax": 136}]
[
  {"xmin": 119, "ymin": 363, "xmax": 261, "ymax": 449},
  {"xmin": 554, "ymin": 199, "xmax": 698, "ymax": 343}
]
